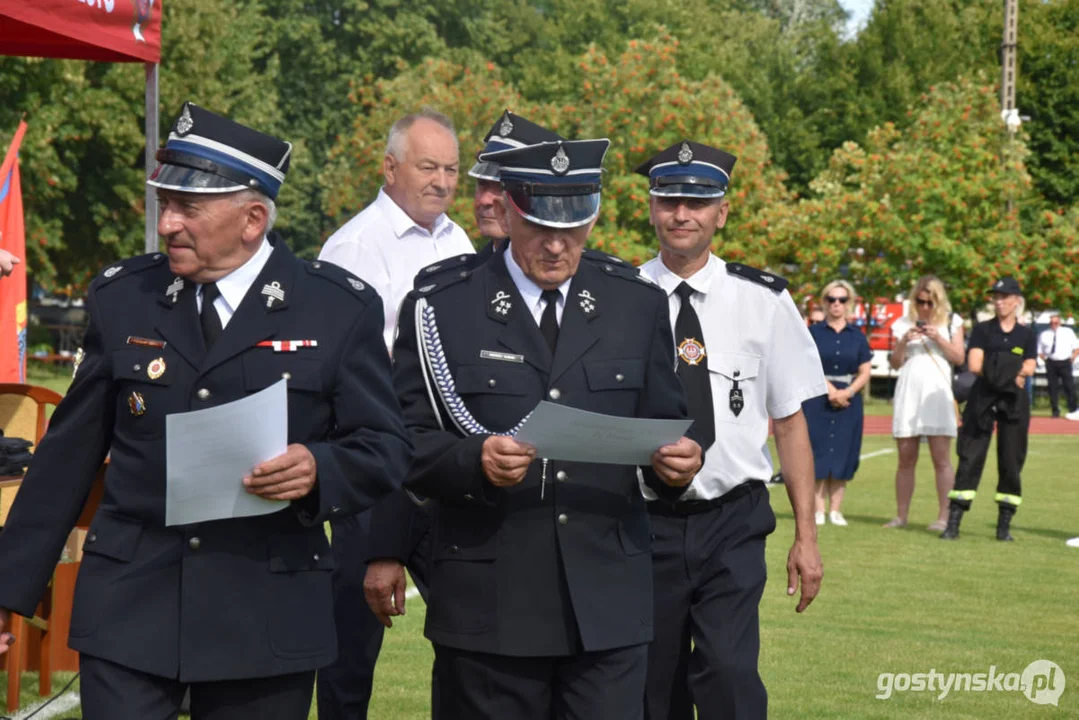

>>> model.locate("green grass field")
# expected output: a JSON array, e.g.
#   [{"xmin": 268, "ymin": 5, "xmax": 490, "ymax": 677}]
[{"xmin": 3, "ymin": 374, "xmax": 1077, "ymax": 718}]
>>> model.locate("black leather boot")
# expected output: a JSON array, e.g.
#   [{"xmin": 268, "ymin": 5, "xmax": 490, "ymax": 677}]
[
  {"xmin": 996, "ymin": 505, "xmax": 1016, "ymax": 542},
  {"xmin": 940, "ymin": 503, "xmax": 965, "ymax": 540}
]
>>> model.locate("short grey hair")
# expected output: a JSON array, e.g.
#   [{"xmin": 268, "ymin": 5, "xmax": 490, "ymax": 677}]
[
  {"xmin": 385, "ymin": 108, "xmax": 457, "ymax": 161},
  {"xmin": 234, "ymin": 189, "xmax": 277, "ymax": 232}
]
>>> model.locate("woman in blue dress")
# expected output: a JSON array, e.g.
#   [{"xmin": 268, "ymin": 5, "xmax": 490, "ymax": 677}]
[{"xmin": 803, "ymin": 279, "xmax": 873, "ymax": 527}]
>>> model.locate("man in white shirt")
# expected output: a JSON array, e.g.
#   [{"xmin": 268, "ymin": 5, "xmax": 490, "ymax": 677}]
[
  {"xmin": 316, "ymin": 109, "xmax": 473, "ymax": 720},
  {"xmin": 1037, "ymin": 314, "xmax": 1079, "ymax": 418},
  {"xmin": 635, "ymin": 141, "xmax": 825, "ymax": 720},
  {"xmin": 319, "ymin": 108, "xmax": 475, "ymax": 352}
]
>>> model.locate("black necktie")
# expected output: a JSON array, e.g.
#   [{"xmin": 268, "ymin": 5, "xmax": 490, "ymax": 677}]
[
  {"xmin": 674, "ymin": 282, "xmax": 715, "ymax": 451},
  {"xmin": 540, "ymin": 289, "xmax": 560, "ymax": 355},
  {"xmin": 1051, "ymin": 330, "xmax": 1057, "ymax": 357},
  {"xmin": 200, "ymin": 282, "xmax": 223, "ymax": 349}
]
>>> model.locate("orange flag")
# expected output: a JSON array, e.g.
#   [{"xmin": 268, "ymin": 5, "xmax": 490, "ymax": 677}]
[{"xmin": 0, "ymin": 120, "xmax": 28, "ymax": 382}]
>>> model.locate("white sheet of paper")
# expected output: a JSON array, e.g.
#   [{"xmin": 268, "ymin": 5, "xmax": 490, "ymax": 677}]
[
  {"xmin": 165, "ymin": 379, "xmax": 289, "ymax": 526},
  {"xmin": 513, "ymin": 401, "xmax": 692, "ymax": 465}
]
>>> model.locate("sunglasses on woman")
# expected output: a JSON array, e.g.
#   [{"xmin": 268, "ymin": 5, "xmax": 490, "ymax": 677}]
[
  {"xmin": 915, "ymin": 299, "xmax": 934, "ymax": 308},
  {"xmin": 825, "ymin": 296, "xmax": 849, "ymax": 304}
]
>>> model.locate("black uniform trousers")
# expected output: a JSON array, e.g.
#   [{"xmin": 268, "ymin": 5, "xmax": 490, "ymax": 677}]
[
  {"xmin": 80, "ymin": 653, "xmax": 314, "ymax": 720},
  {"xmin": 317, "ymin": 508, "xmax": 434, "ymax": 720},
  {"xmin": 952, "ymin": 400, "xmax": 1029, "ymax": 508},
  {"xmin": 644, "ymin": 482, "xmax": 775, "ymax": 720},
  {"xmin": 433, "ymin": 642, "xmax": 648, "ymax": 720},
  {"xmin": 317, "ymin": 511, "xmax": 385, "ymax": 720},
  {"xmin": 1045, "ymin": 359, "xmax": 1077, "ymax": 415}
]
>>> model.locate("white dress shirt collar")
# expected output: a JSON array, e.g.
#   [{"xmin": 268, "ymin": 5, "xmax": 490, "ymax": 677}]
[
  {"xmin": 503, "ymin": 247, "xmax": 571, "ymax": 324},
  {"xmin": 198, "ymin": 236, "xmax": 272, "ymax": 319},
  {"xmin": 650, "ymin": 253, "xmax": 719, "ymax": 297},
  {"xmin": 375, "ymin": 187, "xmax": 454, "ymax": 239}
]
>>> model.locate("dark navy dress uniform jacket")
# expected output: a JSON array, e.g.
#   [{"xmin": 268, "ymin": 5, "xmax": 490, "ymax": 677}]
[
  {"xmin": 0, "ymin": 239, "xmax": 412, "ymax": 682},
  {"xmin": 392, "ymin": 251, "xmax": 690, "ymax": 657}
]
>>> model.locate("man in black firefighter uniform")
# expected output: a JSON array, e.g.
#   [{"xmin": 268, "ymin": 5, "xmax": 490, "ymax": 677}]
[
  {"xmin": 390, "ymin": 137, "xmax": 702, "ymax": 719},
  {"xmin": 0, "ymin": 103, "xmax": 412, "ymax": 719}
]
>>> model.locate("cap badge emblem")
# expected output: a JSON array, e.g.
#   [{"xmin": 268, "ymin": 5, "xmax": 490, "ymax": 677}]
[
  {"xmin": 176, "ymin": 105, "xmax": 194, "ymax": 135},
  {"xmin": 261, "ymin": 280, "xmax": 286, "ymax": 308},
  {"xmin": 678, "ymin": 337, "xmax": 706, "ymax": 366},
  {"xmin": 550, "ymin": 146, "xmax": 570, "ymax": 175},
  {"xmin": 103, "ymin": 266, "xmax": 122, "ymax": 278},
  {"xmin": 491, "ymin": 290, "xmax": 512, "ymax": 316},
  {"xmin": 348, "ymin": 278, "xmax": 365, "ymax": 292},
  {"xmin": 678, "ymin": 141, "xmax": 694, "ymax": 165},
  {"xmin": 499, "ymin": 116, "xmax": 514, "ymax": 138}
]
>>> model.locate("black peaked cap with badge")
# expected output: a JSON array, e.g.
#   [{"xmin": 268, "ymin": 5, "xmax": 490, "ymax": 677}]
[
  {"xmin": 148, "ymin": 101, "xmax": 293, "ymax": 200},
  {"xmin": 634, "ymin": 140, "xmax": 737, "ymax": 199},
  {"xmin": 469, "ymin": 110, "xmax": 564, "ymax": 182},
  {"xmin": 479, "ymin": 139, "xmax": 610, "ymax": 229}
]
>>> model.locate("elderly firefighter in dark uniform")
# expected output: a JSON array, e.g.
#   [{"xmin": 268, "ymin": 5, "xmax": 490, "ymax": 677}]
[
  {"xmin": 0, "ymin": 102, "xmax": 412, "ymax": 720},
  {"xmin": 390, "ymin": 137, "xmax": 702, "ymax": 720}
]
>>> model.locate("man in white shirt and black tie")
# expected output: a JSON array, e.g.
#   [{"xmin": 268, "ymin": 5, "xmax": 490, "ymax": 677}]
[{"xmin": 1037, "ymin": 314, "xmax": 1079, "ymax": 419}]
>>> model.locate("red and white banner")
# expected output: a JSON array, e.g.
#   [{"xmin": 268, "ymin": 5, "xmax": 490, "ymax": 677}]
[{"xmin": 0, "ymin": 0, "xmax": 161, "ymax": 64}]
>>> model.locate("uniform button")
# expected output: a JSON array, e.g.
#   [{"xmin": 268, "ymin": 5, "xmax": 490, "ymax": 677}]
[
  {"xmin": 604, "ymin": 265, "xmax": 613, "ymax": 272},
  {"xmin": 464, "ymin": 493, "xmax": 474, "ymax": 501},
  {"xmin": 312, "ymin": 553, "xmax": 320, "ymax": 562},
  {"xmin": 459, "ymin": 271, "xmax": 468, "ymax": 278},
  {"xmin": 87, "ymin": 532, "xmax": 97, "ymax": 543},
  {"xmin": 449, "ymin": 544, "xmax": 460, "ymax": 554},
  {"xmin": 282, "ymin": 372, "xmax": 292, "ymax": 380},
  {"xmin": 557, "ymin": 513, "xmax": 569, "ymax": 525},
  {"xmin": 549, "ymin": 388, "xmax": 561, "ymax": 400},
  {"xmin": 331, "ymin": 506, "xmax": 341, "ymax": 514},
  {"xmin": 488, "ymin": 378, "xmax": 497, "ymax": 388},
  {"xmin": 615, "ymin": 373, "xmax": 625, "ymax": 383},
  {"xmin": 197, "ymin": 388, "xmax": 211, "ymax": 400},
  {"xmin": 556, "ymin": 470, "xmax": 568, "ymax": 482},
  {"xmin": 312, "ymin": 261, "xmax": 322, "ymax": 269},
  {"xmin": 133, "ymin": 364, "xmax": 141, "ymax": 372},
  {"xmin": 188, "ymin": 537, "xmax": 201, "ymax": 550}
]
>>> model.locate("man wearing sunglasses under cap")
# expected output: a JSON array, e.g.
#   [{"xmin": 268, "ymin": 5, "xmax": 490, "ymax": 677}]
[
  {"xmin": 390, "ymin": 137, "xmax": 701, "ymax": 719},
  {"xmin": 634, "ymin": 140, "xmax": 825, "ymax": 720}
]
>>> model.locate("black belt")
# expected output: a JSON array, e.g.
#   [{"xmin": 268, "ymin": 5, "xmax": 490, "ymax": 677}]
[{"xmin": 648, "ymin": 480, "xmax": 764, "ymax": 517}]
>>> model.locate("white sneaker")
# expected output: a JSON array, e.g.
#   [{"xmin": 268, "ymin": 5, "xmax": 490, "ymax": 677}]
[
  {"xmin": 829, "ymin": 511, "xmax": 848, "ymax": 527},
  {"xmin": 815, "ymin": 511, "xmax": 826, "ymax": 526},
  {"xmin": 1067, "ymin": 537, "xmax": 1079, "ymax": 548},
  {"xmin": 1066, "ymin": 409, "xmax": 1079, "ymax": 421}
]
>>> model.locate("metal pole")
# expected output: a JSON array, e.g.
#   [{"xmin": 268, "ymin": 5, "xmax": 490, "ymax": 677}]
[
  {"xmin": 1001, "ymin": 0, "xmax": 1019, "ymax": 113},
  {"xmin": 144, "ymin": 62, "xmax": 159, "ymax": 254}
]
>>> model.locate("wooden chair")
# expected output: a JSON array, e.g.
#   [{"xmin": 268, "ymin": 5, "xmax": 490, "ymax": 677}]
[{"xmin": 0, "ymin": 383, "xmax": 63, "ymax": 712}]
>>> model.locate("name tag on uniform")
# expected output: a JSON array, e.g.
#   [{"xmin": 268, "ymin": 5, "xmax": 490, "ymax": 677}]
[{"xmin": 480, "ymin": 350, "xmax": 524, "ymax": 363}]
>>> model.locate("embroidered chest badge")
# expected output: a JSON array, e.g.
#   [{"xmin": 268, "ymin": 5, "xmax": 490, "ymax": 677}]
[{"xmin": 678, "ymin": 337, "xmax": 707, "ymax": 366}]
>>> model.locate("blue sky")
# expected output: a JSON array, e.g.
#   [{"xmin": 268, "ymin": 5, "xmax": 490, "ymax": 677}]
[{"xmin": 838, "ymin": 0, "xmax": 875, "ymax": 35}]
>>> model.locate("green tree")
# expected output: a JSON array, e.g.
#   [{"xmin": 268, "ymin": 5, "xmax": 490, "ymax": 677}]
[
  {"xmin": 0, "ymin": 0, "xmax": 279, "ymax": 292},
  {"xmin": 759, "ymin": 77, "xmax": 1039, "ymax": 313}
]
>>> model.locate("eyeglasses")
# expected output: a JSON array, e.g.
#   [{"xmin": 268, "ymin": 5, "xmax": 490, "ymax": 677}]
[
  {"xmin": 915, "ymin": 299, "xmax": 935, "ymax": 308},
  {"xmin": 824, "ymin": 296, "xmax": 849, "ymax": 304}
]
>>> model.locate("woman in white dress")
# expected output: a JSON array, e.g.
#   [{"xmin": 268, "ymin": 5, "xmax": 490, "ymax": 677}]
[{"xmin": 885, "ymin": 276, "xmax": 966, "ymax": 530}]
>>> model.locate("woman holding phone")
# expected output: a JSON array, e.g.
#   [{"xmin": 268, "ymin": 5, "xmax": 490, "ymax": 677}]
[{"xmin": 885, "ymin": 276, "xmax": 965, "ymax": 530}]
